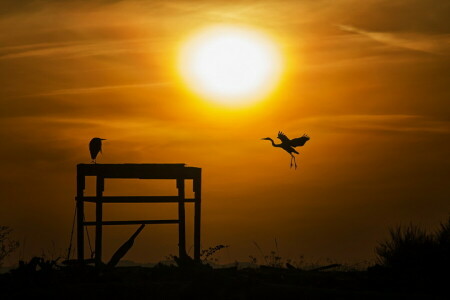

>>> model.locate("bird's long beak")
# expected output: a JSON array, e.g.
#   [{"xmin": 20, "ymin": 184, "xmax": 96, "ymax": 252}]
[{"xmin": 101, "ymin": 138, "xmax": 107, "ymax": 140}]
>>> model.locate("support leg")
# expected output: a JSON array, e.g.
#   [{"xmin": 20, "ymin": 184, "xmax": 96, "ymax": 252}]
[
  {"xmin": 194, "ymin": 173, "xmax": 202, "ymax": 262},
  {"xmin": 95, "ymin": 176, "xmax": 104, "ymax": 268},
  {"xmin": 76, "ymin": 174, "xmax": 85, "ymax": 263},
  {"xmin": 76, "ymin": 200, "xmax": 84, "ymax": 263},
  {"xmin": 177, "ymin": 178, "xmax": 187, "ymax": 259}
]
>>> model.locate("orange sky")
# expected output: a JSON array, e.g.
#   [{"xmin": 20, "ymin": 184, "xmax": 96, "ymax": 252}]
[{"xmin": 1, "ymin": 0, "xmax": 449, "ymax": 265}]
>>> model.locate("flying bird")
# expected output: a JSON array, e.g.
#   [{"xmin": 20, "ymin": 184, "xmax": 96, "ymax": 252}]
[
  {"xmin": 89, "ymin": 137, "xmax": 106, "ymax": 164},
  {"xmin": 261, "ymin": 131, "xmax": 310, "ymax": 169}
]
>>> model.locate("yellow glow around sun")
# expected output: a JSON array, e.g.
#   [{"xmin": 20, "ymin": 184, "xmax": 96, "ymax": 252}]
[{"xmin": 179, "ymin": 25, "xmax": 283, "ymax": 106}]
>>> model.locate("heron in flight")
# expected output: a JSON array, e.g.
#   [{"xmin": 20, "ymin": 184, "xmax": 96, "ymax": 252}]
[
  {"xmin": 89, "ymin": 137, "xmax": 106, "ymax": 164},
  {"xmin": 261, "ymin": 131, "xmax": 310, "ymax": 169}
]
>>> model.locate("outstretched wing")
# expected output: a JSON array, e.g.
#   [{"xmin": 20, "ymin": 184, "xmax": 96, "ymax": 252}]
[
  {"xmin": 290, "ymin": 134, "xmax": 310, "ymax": 147},
  {"xmin": 277, "ymin": 131, "xmax": 291, "ymax": 144}
]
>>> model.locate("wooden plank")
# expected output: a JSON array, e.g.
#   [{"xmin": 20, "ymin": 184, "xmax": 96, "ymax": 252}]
[
  {"xmin": 95, "ymin": 176, "xmax": 104, "ymax": 268},
  {"xmin": 77, "ymin": 164, "xmax": 201, "ymax": 179},
  {"xmin": 77, "ymin": 196, "xmax": 196, "ymax": 203},
  {"xmin": 177, "ymin": 178, "xmax": 187, "ymax": 259},
  {"xmin": 107, "ymin": 224, "xmax": 146, "ymax": 268},
  {"xmin": 84, "ymin": 220, "xmax": 179, "ymax": 226},
  {"xmin": 194, "ymin": 171, "xmax": 202, "ymax": 262}
]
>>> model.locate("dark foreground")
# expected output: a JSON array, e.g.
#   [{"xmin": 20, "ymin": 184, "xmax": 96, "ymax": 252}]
[{"xmin": 0, "ymin": 263, "xmax": 447, "ymax": 299}]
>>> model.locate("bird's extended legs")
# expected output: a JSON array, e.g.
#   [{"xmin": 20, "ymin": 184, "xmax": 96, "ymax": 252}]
[{"xmin": 290, "ymin": 154, "xmax": 297, "ymax": 169}]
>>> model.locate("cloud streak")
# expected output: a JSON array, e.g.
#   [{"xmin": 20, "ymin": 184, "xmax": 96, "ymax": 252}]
[
  {"xmin": 294, "ymin": 114, "xmax": 450, "ymax": 134},
  {"xmin": 0, "ymin": 38, "xmax": 160, "ymax": 60},
  {"xmin": 31, "ymin": 82, "xmax": 172, "ymax": 97},
  {"xmin": 338, "ymin": 24, "xmax": 450, "ymax": 55}
]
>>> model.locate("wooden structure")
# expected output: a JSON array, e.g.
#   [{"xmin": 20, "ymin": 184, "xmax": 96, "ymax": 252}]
[{"xmin": 75, "ymin": 164, "xmax": 202, "ymax": 267}]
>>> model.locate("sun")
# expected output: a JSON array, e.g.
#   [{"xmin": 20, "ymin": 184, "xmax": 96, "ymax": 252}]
[{"xmin": 178, "ymin": 25, "xmax": 283, "ymax": 107}]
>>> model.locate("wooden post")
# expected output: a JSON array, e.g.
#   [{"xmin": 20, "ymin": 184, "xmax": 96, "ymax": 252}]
[
  {"xmin": 177, "ymin": 178, "xmax": 186, "ymax": 259},
  {"xmin": 76, "ymin": 173, "xmax": 85, "ymax": 263},
  {"xmin": 194, "ymin": 171, "xmax": 202, "ymax": 262},
  {"xmin": 95, "ymin": 176, "xmax": 104, "ymax": 268}
]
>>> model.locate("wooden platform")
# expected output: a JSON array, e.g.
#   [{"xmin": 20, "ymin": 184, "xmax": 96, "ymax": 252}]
[
  {"xmin": 77, "ymin": 163, "xmax": 201, "ymax": 179},
  {"xmin": 76, "ymin": 163, "xmax": 202, "ymax": 267}
]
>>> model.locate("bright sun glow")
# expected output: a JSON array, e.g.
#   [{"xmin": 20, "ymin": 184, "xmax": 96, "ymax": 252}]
[{"xmin": 179, "ymin": 25, "xmax": 283, "ymax": 106}]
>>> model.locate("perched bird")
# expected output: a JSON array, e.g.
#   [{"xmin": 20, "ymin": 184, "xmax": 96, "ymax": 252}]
[
  {"xmin": 261, "ymin": 131, "xmax": 310, "ymax": 169},
  {"xmin": 89, "ymin": 137, "xmax": 106, "ymax": 164}
]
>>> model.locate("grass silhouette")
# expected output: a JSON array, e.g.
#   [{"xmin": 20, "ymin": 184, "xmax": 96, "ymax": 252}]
[
  {"xmin": 376, "ymin": 217, "xmax": 450, "ymax": 272},
  {"xmin": 0, "ymin": 218, "xmax": 449, "ymax": 298},
  {"xmin": 0, "ymin": 226, "xmax": 19, "ymax": 267}
]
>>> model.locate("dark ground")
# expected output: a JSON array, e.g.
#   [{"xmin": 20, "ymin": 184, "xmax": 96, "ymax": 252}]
[{"xmin": 0, "ymin": 262, "xmax": 448, "ymax": 299}]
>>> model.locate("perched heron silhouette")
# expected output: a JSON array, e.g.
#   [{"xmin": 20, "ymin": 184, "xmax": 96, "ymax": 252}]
[
  {"xmin": 261, "ymin": 131, "xmax": 310, "ymax": 169},
  {"xmin": 89, "ymin": 137, "xmax": 106, "ymax": 164}
]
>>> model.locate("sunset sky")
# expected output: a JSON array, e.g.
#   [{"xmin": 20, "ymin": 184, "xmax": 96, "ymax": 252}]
[{"xmin": 1, "ymin": 0, "xmax": 449, "ymax": 265}]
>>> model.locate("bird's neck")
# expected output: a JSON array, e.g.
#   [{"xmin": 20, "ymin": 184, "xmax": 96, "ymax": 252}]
[{"xmin": 269, "ymin": 138, "xmax": 281, "ymax": 147}]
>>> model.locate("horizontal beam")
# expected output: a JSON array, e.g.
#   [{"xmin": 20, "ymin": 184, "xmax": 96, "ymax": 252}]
[
  {"xmin": 77, "ymin": 163, "xmax": 201, "ymax": 179},
  {"xmin": 77, "ymin": 196, "xmax": 196, "ymax": 203},
  {"xmin": 83, "ymin": 220, "xmax": 179, "ymax": 226}
]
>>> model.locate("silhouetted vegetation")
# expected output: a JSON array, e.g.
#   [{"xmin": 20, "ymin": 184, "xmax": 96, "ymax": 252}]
[
  {"xmin": 200, "ymin": 244, "xmax": 229, "ymax": 264},
  {"xmin": 251, "ymin": 241, "xmax": 284, "ymax": 268},
  {"xmin": 375, "ymin": 217, "xmax": 450, "ymax": 271},
  {"xmin": 14, "ymin": 256, "xmax": 61, "ymax": 274},
  {"xmin": 1, "ymin": 219, "xmax": 449, "ymax": 298},
  {"xmin": 165, "ymin": 244, "xmax": 230, "ymax": 268},
  {"xmin": 372, "ymin": 217, "xmax": 450, "ymax": 292},
  {"xmin": 0, "ymin": 226, "xmax": 19, "ymax": 267}
]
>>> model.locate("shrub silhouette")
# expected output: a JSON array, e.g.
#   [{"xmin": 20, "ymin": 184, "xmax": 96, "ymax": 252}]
[
  {"xmin": 0, "ymin": 226, "xmax": 19, "ymax": 267},
  {"xmin": 435, "ymin": 216, "xmax": 450, "ymax": 268},
  {"xmin": 375, "ymin": 217, "xmax": 450, "ymax": 276}
]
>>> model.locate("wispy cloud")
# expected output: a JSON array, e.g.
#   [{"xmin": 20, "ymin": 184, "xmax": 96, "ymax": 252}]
[
  {"xmin": 0, "ymin": 38, "xmax": 157, "ymax": 60},
  {"xmin": 29, "ymin": 82, "xmax": 171, "ymax": 97},
  {"xmin": 293, "ymin": 114, "xmax": 450, "ymax": 134},
  {"xmin": 338, "ymin": 24, "xmax": 450, "ymax": 55}
]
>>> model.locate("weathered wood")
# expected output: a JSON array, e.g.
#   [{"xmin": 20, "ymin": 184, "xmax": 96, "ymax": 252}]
[
  {"xmin": 77, "ymin": 164, "xmax": 201, "ymax": 179},
  {"xmin": 95, "ymin": 176, "xmax": 104, "ymax": 268},
  {"xmin": 309, "ymin": 264, "xmax": 342, "ymax": 272},
  {"xmin": 78, "ymin": 196, "xmax": 196, "ymax": 203},
  {"xmin": 177, "ymin": 178, "xmax": 186, "ymax": 259},
  {"xmin": 107, "ymin": 224, "xmax": 146, "ymax": 268},
  {"xmin": 84, "ymin": 220, "xmax": 179, "ymax": 226},
  {"xmin": 194, "ymin": 171, "xmax": 202, "ymax": 262},
  {"xmin": 76, "ymin": 174, "xmax": 85, "ymax": 263}
]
